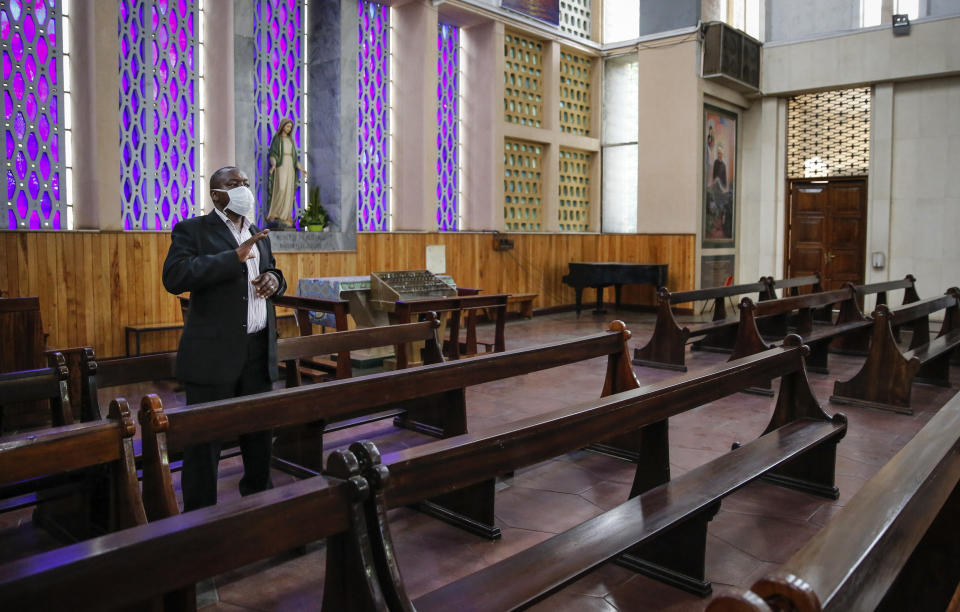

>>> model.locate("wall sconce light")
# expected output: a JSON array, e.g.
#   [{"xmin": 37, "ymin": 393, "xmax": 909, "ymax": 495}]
[{"xmin": 892, "ymin": 14, "xmax": 911, "ymax": 36}]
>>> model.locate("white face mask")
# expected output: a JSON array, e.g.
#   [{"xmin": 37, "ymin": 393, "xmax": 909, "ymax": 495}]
[{"xmin": 213, "ymin": 185, "xmax": 255, "ymax": 218}]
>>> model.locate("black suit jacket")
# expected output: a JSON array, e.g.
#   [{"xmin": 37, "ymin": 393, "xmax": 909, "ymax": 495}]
[{"xmin": 162, "ymin": 211, "xmax": 287, "ymax": 385}]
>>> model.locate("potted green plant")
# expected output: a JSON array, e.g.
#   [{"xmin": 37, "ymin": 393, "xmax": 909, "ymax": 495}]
[{"xmin": 298, "ymin": 186, "xmax": 329, "ymax": 231}]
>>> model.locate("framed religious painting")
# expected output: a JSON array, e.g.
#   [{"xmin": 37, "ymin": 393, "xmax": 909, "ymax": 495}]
[{"xmin": 703, "ymin": 105, "xmax": 737, "ymax": 248}]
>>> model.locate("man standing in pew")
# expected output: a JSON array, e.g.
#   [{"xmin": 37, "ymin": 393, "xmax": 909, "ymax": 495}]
[{"xmin": 162, "ymin": 166, "xmax": 287, "ymax": 512}]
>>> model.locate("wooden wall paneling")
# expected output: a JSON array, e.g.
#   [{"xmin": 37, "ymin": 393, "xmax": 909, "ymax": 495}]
[{"xmin": 0, "ymin": 232, "xmax": 695, "ymax": 358}]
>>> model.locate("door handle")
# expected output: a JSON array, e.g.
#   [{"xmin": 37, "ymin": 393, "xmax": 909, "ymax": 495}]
[{"xmin": 826, "ymin": 252, "xmax": 836, "ymax": 261}]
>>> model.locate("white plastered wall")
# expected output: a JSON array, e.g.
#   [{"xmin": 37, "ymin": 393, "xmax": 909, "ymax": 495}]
[{"xmin": 739, "ymin": 15, "xmax": 960, "ymax": 300}]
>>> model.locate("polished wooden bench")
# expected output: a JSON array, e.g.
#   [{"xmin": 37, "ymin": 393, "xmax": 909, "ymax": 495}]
[
  {"xmin": 0, "ymin": 352, "xmax": 72, "ymax": 431},
  {"xmin": 273, "ymin": 294, "xmax": 351, "ymax": 377},
  {"xmin": 765, "ymin": 273, "xmax": 824, "ymax": 298},
  {"xmin": 0, "ymin": 399, "xmax": 144, "ymax": 549},
  {"xmin": 830, "ymin": 288, "xmax": 960, "ymax": 414},
  {"xmin": 347, "ymin": 336, "xmax": 846, "ymax": 604},
  {"xmin": 137, "ymin": 322, "xmax": 640, "ymax": 538},
  {"xmin": 124, "ymin": 313, "xmax": 298, "ymax": 357},
  {"xmin": 272, "ymin": 315, "xmax": 445, "ymax": 473},
  {"xmin": 632, "ymin": 280, "xmax": 770, "ymax": 371},
  {"xmin": 0, "ymin": 449, "xmax": 386, "ymax": 612},
  {"xmin": 728, "ymin": 288, "xmax": 871, "ymax": 377},
  {"xmin": 831, "ymin": 274, "xmax": 921, "ymax": 354},
  {"xmin": 508, "ymin": 292, "xmax": 537, "ymax": 318},
  {"xmin": 707, "ymin": 389, "xmax": 960, "ymax": 612}
]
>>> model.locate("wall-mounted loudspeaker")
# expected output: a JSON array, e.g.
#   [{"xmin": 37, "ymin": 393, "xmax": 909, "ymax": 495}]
[{"xmin": 701, "ymin": 21, "xmax": 761, "ymax": 93}]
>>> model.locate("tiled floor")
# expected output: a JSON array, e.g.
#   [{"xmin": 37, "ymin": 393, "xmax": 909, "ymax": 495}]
[{"xmin": 4, "ymin": 309, "xmax": 957, "ymax": 610}]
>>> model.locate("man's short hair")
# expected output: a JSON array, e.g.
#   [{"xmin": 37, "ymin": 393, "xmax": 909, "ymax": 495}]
[{"xmin": 210, "ymin": 166, "xmax": 239, "ymax": 191}]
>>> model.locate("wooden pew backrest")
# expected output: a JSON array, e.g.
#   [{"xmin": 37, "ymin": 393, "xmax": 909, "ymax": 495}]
[
  {"xmin": 137, "ymin": 322, "xmax": 636, "ymax": 518},
  {"xmin": 0, "ymin": 352, "xmax": 72, "ymax": 428},
  {"xmin": 0, "ymin": 449, "xmax": 388, "ymax": 612}
]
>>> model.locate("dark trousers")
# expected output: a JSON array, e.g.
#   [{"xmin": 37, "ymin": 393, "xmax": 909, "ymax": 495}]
[{"xmin": 182, "ymin": 329, "xmax": 274, "ymax": 512}]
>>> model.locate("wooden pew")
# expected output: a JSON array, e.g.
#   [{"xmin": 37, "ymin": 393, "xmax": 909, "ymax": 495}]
[
  {"xmin": 392, "ymin": 293, "xmax": 508, "ymax": 364},
  {"xmin": 272, "ymin": 315, "xmax": 445, "ymax": 473},
  {"xmin": 727, "ymin": 288, "xmax": 871, "ymax": 378},
  {"xmin": 831, "ymin": 274, "xmax": 921, "ymax": 354},
  {"xmin": 137, "ymin": 323, "xmax": 640, "ymax": 537},
  {"xmin": 273, "ymin": 294, "xmax": 351, "ymax": 377},
  {"xmin": 830, "ymin": 288, "xmax": 960, "ymax": 414},
  {"xmin": 0, "ymin": 450, "xmax": 388, "ymax": 612},
  {"xmin": 707, "ymin": 389, "xmax": 960, "ymax": 612},
  {"xmin": 0, "ymin": 399, "xmax": 145, "ymax": 549},
  {"xmin": 80, "ymin": 349, "xmax": 177, "ymax": 422},
  {"xmin": 765, "ymin": 273, "xmax": 824, "ymax": 298},
  {"xmin": 346, "ymin": 335, "xmax": 846, "ymax": 604},
  {"xmin": 632, "ymin": 280, "xmax": 770, "ymax": 371},
  {"xmin": 0, "ymin": 352, "xmax": 72, "ymax": 431}
]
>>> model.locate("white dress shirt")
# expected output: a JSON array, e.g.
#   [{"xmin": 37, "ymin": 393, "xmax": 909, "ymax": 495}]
[{"xmin": 213, "ymin": 208, "xmax": 267, "ymax": 334}]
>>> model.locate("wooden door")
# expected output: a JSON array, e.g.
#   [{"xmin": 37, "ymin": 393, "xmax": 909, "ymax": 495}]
[{"xmin": 787, "ymin": 178, "xmax": 867, "ymax": 291}]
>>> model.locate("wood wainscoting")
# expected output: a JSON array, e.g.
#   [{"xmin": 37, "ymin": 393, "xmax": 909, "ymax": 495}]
[{"xmin": 0, "ymin": 231, "xmax": 695, "ymax": 358}]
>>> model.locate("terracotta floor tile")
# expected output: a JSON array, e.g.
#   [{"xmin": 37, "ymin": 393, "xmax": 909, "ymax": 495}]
[
  {"xmin": 495, "ymin": 486, "xmax": 604, "ymax": 533},
  {"xmin": 511, "ymin": 458, "xmax": 606, "ymax": 494},
  {"xmin": 578, "ymin": 480, "xmax": 634, "ymax": 511},
  {"xmin": 719, "ymin": 480, "xmax": 826, "ymax": 522},
  {"xmin": 708, "ymin": 509, "xmax": 822, "ymax": 564},
  {"xmin": 704, "ymin": 533, "xmax": 779, "ymax": 588}
]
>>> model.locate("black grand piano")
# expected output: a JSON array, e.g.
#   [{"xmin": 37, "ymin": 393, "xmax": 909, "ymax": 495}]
[{"xmin": 562, "ymin": 262, "xmax": 668, "ymax": 316}]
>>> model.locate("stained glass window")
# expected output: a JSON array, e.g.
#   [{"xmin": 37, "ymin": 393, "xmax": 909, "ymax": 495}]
[
  {"xmin": 254, "ymin": 0, "xmax": 306, "ymax": 228},
  {"xmin": 119, "ymin": 0, "xmax": 200, "ymax": 231},
  {"xmin": 357, "ymin": 0, "xmax": 389, "ymax": 232},
  {"xmin": 3, "ymin": 0, "xmax": 66, "ymax": 230},
  {"xmin": 436, "ymin": 23, "xmax": 458, "ymax": 231}
]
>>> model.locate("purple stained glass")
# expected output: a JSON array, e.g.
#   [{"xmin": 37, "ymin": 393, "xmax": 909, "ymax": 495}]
[
  {"xmin": 436, "ymin": 23, "xmax": 459, "ymax": 231},
  {"xmin": 35, "ymin": 0, "xmax": 47, "ymax": 25},
  {"xmin": 12, "ymin": 31, "xmax": 22, "ymax": 61},
  {"xmin": 2, "ymin": 50, "xmax": 10, "ymax": 79},
  {"xmin": 24, "ymin": 83, "xmax": 39, "ymax": 119},
  {"xmin": 0, "ymin": 11, "xmax": 8, "ymax": 41},
  {"xmin": 29, "ymin": 209, "xmax": 40, "ymax": 229},
  {"xmin": 13, "ymin": 71, "xmax": 24, "ymax": 100},
  {"xmin": 51, "ymin": 171, "xmax": 58, "ymax": 199},
  {"xmin": 24, "ymin": 13, "xmax": 34, "ymax": 44},
  {"xmin": 25, "ymin": 54, "xmax": 35, "ymax": 82},
  {"xmin": 50, "ymin": 92, "xmax": 57, "ymax": 122},
  {"xmin": 51, "ymin": 209, "xmax": 60, "ymax": 229},
  {"xmin": 26, "ymin": 133, "xmax": 37, "ymax": 159},
  {"xmin": 7, "ymin": 210, "xmax": 14, "ymax": 227},
  {"xmin": 5, "ymin": 131, "xmax": 12, "ymax": 158},
  {"xmin": 16, "ymin": 192, "xmax": 28, "ymax": 218},
  {"xmin": 40, "ymin": 190, "xmax": 51, "ymax": 217},
  {"xmin": 2, "ymin": 91, "xmax": 9, "ymax": 119},
  {"xmin": 6, "ymin": 170, "xmax": 14, "ymax": 198},
  {"xmin": 15, "ymin": 150, "xmax": 26, "ymax": 179}
]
